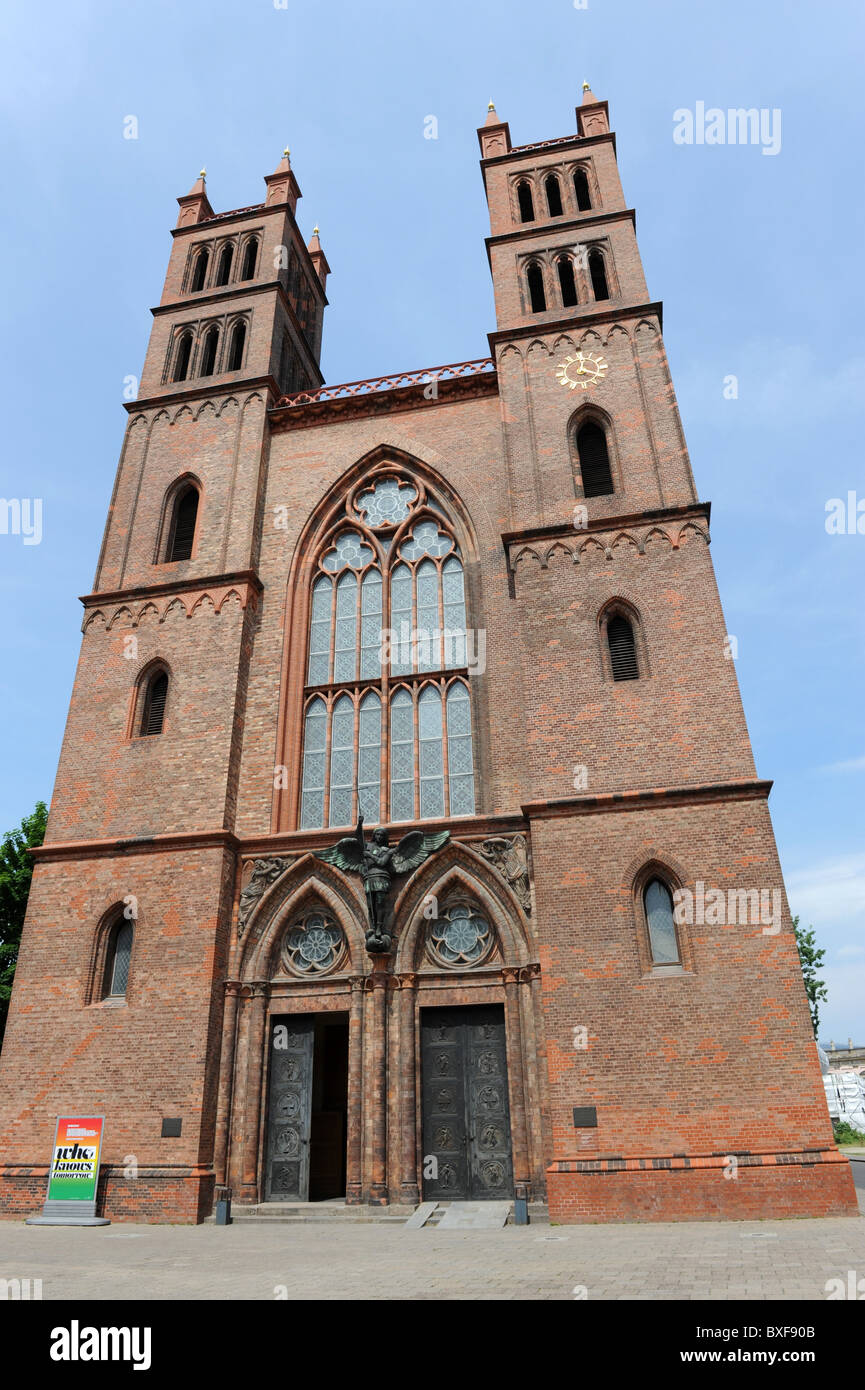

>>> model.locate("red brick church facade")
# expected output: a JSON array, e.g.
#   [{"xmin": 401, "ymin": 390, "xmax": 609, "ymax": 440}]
[{"xmin": 0, "ymin": 89, "xmax": 855, "ymax": 1223}]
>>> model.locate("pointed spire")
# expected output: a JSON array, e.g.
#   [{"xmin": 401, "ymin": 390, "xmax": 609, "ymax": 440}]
[
  {"xmin": 176, "ymin": 167, "xmax": 213, "ymax": 228},
  {"xmin": 576, "ymin": 83, "xmax": 610, "ymax": 137},
  {"xmin": 306, "ymin": 225, "xmax": 330, "ymax": 288},
  {"xmin": 478, "ymin": 98, "xmax": 511, "ymax": 156},
  {"xmin": 264, "ymin": 144, "xmax": 301, "ymax": 212}
]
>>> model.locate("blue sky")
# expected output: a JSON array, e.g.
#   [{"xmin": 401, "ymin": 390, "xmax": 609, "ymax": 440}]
[{"xmin": 0, "ymin": 0, "xmax": 863, "ymax": 1040}]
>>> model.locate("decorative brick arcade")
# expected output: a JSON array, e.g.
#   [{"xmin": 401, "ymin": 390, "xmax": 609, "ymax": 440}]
[{"xmin": 0, "ymin": 91, "xmax": 855, "ymax": 1225}]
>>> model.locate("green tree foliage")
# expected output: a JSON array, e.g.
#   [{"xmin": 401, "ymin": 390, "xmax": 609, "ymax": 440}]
[
  {"xmin": 792, "ymin": 914, "xmax": 828, "ymax": 1039},
  {"xmin": 0, "ymin": 801, "xmax": 47, "ymax": 1048}
]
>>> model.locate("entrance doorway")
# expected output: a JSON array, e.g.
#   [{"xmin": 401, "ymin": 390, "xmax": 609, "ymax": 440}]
[
  {"xmin": 420, "ymin": 1004, "xmax": 514, "ymax": 1202},
  {"xmin": 264, "ymin": 1014, "xmax": 349, "ymax": 1202}
]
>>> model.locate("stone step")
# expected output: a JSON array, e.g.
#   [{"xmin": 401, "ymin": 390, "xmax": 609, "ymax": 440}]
[{"xmin": 207, "ymin": 1202, "xmax": 416, "ymax": 1225}]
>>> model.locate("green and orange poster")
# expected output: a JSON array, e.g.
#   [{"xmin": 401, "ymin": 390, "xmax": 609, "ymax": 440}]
[{"xmin": 45, "ymin": 1117, "xmax": 105, "ymax": 1203}]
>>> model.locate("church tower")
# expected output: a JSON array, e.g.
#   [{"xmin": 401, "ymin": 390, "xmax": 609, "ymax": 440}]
[{"xmin": 0, "ymin": 91, "xmax": 855, "ymax": 1225}]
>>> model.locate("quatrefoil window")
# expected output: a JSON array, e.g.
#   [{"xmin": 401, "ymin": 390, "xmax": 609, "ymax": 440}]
[
  {"xmin": 427, "ymin": 902, "xmax": 493, "ymax": 968},
  {"xmin": 281, "ymin": 911, "xmax": 346, "ymax": 976},
  {"xmin": 355, "ymin": 478, "xmax": 418, "ymax": 529}
]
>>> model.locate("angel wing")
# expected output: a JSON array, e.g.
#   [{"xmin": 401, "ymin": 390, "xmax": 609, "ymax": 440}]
[
  {"xmin": 316, "ymin": 836, "xmax": 365, "ymax": 873},
  {"xmin": 391, "ymin": 829, "xmax": 450, "ymax": 876}
]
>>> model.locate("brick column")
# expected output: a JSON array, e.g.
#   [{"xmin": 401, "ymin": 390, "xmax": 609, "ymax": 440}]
[
  {"xmin": 396, "ymin": 972, "xmax": 419, "ymax": 1206},
  {"xmin": 502, "ymin": 966, "xmax": 530, "ymax": 1197},
  {"xmin": 345, "ymin": 975, "xmax": 365, "ymax": 1205},
  {"xmin": 366, "ymin": 959, "xmax": 389, "ymax": 1205},
  {"xmin": 239, "ymin": 980, "xmax": 269, "ymax": 1202},
  {"xmin": 214, "ymin": 980, "xmax": 242, "ymax": 1188}
]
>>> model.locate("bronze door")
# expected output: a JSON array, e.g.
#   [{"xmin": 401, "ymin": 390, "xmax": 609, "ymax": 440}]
[
  {"xmin": 264, "ymin": 1017, "xmax": 314, "ymax": 1201},
  {"xmin": 421, "ymin": 1005, "xmax": 513, "ymax": 1201}
]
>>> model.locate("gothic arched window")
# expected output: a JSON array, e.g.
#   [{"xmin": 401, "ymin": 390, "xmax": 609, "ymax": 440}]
[
  {"xmin": 643, "ymin": 878, "xmax": 680, "ymax": 964},
  {"xmin": 588, "ymin": 247, "xmax": 610, "ymax": 301},
  {"xmin": 165, "ymin": 482, "xmax": 199, "ymax": 561},
  {"xmin": 172, "ymin": 331, "xmax": 193, "ymax": 382},
  {"xmin": 607, "ymin": 613, "xmax": 639, "ymax": 682},
  {"xmin": 298, "ymin": 474, "xmax": 476, "ymax": 830},
  {"xmin": 240, "ymin": 237, "xmax": 259, "ymax": 281},
  {"xmin": 527, "ymin": 263, "xmax": 546, "ymax": 313},
  {"xmin": 517, "ymin": 180, "xmax": 535, "ymax": 222},
  {"xmin": 557, "ymin": 256, "xmax": 579, "ymax": 307},
  {"xmin": 138, "ymin": 667, "xmax": 169, "ymax": 736},
  {"xmin": 227, "ymin": 321, "xmax": 246, "ymax": 370},
  {"xmin": 574, "ymin": 168, "xmax": 592, "ymax": 211},
  {"xmin": 190, "ymin": 245, "xmax": 209, "ymax": 291},
  {"xmin": 215, "ymin": 243, "xmax": 234, "ymax": 286},
  {"xmin": 545, "ymin": 173, "xmax": 563, "ymax": 217},
  {"xmin": 199, "ymin": 324, "xmax": 219, "ymax": 377},
  {"xmin": 103, "ymin": 917, "xmax": 134, "ymax": 998},
  {"xmin": 576, "ymin": 420, "xmax": 614, "ymax": 497}
]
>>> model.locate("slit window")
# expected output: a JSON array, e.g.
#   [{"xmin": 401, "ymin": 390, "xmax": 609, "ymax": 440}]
[{"xmin": 199, "ymin": 325, "xmax": 219, "ymax": 377}]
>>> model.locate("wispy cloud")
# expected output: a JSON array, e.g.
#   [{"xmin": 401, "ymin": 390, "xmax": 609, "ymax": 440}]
[
  {"xmin": 785, "ymin": 853, "xmax": 865, "ymax": 930},
  {"xmin": 820, "ymin": 754, "xmax": 865, "ymax": 774}
]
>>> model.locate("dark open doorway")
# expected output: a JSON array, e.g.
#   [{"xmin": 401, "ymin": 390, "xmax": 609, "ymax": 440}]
[{"xmin": 264, "ymin": 1013, "xmax": 349, "ymax": 1202}]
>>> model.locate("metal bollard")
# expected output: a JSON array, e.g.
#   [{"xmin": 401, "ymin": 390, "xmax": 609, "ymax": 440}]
[{"xmin": 215, "ymin": 1188, "xmax": 232, "ymax": 1226}]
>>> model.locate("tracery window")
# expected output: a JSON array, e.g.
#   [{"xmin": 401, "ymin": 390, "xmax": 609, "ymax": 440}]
[
  {"xmin": 299, "ymin": 472, "xmax": 476, "ymax": 830},
  {"xmin": 426, "ymin": 901, "xmax": 494, "ymax": 969},
  {"xmin": 281, "ymin": 909, "xmax": 346, "ymax": 976}
]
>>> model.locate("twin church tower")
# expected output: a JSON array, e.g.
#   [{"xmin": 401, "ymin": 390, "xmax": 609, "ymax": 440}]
[{"xmin": 0, "ymin": 88, "xmax": 854, "ymax": 1223}]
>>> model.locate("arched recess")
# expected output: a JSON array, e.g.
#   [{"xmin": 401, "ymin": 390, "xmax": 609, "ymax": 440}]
[
  {"xmin": 568, "ymin": 403, "xmax": 622, "ymax": 499},
  {"xmin": 273, "ymin": 444, "xmax": 485, "ymax": 833},
  {"xmin": 597, "ymin": 596, "xmax": 650, "ymax": 682},
  {"xmin": 236, "ymin": 854, "xmax": 366, "ymax": 983},
  {"xmin": 154, "ymin": 472, "xmax": 203, "ymax": 564},
  {"xmin": 629, "ymin": 855, "xmax": 693, "ymax": 975},
  {"xmin": 126, "ymin": 657, "xmax": 172, "ymax": 739},
  {"xmin": 392, "ymin": 840, "xmax": 532, "ymax": 974},
  {"xmin": 86, "ymin": 900, "xmax": 139, "ymax": 1005}
]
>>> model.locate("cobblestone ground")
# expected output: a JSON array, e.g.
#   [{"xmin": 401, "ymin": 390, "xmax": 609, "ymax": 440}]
[{"xmin": 1, "ymin": 1208, "xmax": 864, "ymax": 1300}]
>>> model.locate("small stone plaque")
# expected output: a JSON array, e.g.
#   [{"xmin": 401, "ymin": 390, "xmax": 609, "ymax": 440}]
[
  {"xmin": 572, "ymin": 1107, "xmax": 597, "ymax": 1128},
  {"xmin": 161, "ymin": 1118, "xmax": 182, "ymax": 1138}
]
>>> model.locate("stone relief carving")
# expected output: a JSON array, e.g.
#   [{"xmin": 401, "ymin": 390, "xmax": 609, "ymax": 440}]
[
  {"xmin": 478, "ymin": 834, "xmax": 532, "ymax": 914},
  {"xmin": 237, "ymin": 857, "xmax": 295, "ymax": 937}
]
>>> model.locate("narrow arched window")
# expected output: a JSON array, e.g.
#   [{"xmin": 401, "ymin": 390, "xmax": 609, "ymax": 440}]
[
  {"xmin": 527, "ymin": 263, "xmax": 546, "ymax": 313},
  {"xmin": 298, "ymin": 485, "xmax": 475, "ymax": 829},
  {"xmin": 576, "ymin": 421, "xmax": 614, "ymax": 497},
  {"xmin": 139, "ymin": 669, "xmax": 169, "ymax": 736},
  {"xmin": 190, "ymin": 246, "xmax": 209, "ymax": 291},
  {"xmin": 644, "ymin": 879, "xmax": 680, "ymax": 964},
  {"xmin": 607, "ymin": 614, "xmax": 638, "ymax": 681},
  {"xmin": 172, "ymin": 331, "xmax": 193, "ymax": 382},
  {"xmin": 574, "ymin": 168, "xmax": 592, "ymax": 211},
  {"xmin": 240, "ymin": 238, "xmax": 258, "ymax": 281},
  {"xmin": 517, "ymin": 181, "xmax": 535, "ymax": 222},
  {"xmin": 589, "ymin": 248, "xmax": 610, "ymax": 300},
  {"xmin": 103, "ymin": 918, "xmax": 133, "ymax": 998},
  {"xmin": 557, "ymin": 256, "xmax": 578, "ymax": 307},
  {"xmin": 227, "ymin": 321, "xmax": 246, "ymax": 370},
  {"xmin": 215, "ymin": 244, "xmax": 233, "ymax": 286},
  {"xmin": 166, "ymin": 484, "xmax": 199, "ymax": 561},
  {"xmin": 199, "ymin": 325, "xmax": 219, "ymax": 377},
  {"xmin": 545, "ymin": 174, "xmax": 563, "ymax": 217}
]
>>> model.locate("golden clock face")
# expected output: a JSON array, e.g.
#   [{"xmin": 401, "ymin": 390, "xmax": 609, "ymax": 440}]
[{"xmin": 555, "ymin": 351, "xmax": 609, "ymax": 390}]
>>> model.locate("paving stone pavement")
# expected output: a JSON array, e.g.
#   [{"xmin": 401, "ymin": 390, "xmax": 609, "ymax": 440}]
[{"xmin": 1, "ymin": 1209, "xmax": 864, "ymax": 1300}]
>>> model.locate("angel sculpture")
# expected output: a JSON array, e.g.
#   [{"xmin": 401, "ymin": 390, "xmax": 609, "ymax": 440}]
[{"xmin": 317, "ymin": 816, "xmax": 449, "ymax": 954}]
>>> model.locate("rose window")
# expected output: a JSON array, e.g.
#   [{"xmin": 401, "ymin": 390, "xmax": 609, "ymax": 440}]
[
  {"xmin": 356, "ymin": 478, "xmax": 417, "ymax": 529},
  {"xmin": 427, "ymin": 903, "xmax": 493, "ymax": 968},
  {"xmin": 399, "ymin": 520, "xmax": 453, "ymax": 560},
  {"xmin": 282, "ymin": 911, "xmax": 345, "ymax": 976}
]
